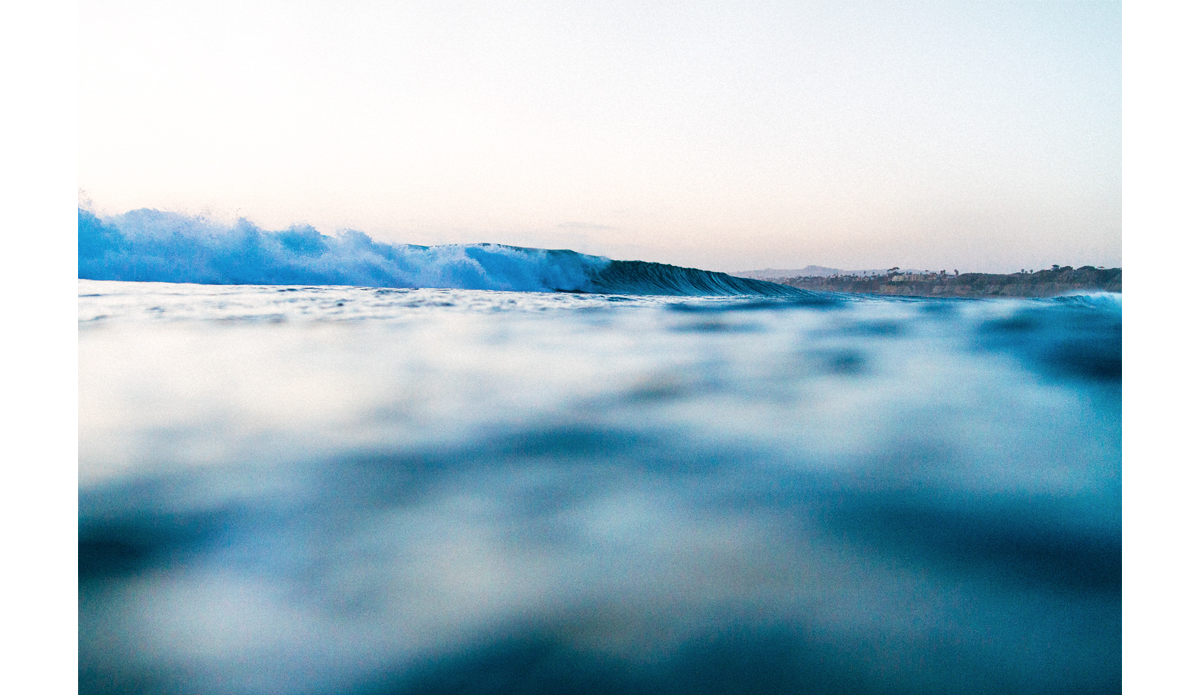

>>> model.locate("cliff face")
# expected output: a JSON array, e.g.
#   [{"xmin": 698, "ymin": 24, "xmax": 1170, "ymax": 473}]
[{"xmin": 779, "ymin": 267, "xmax": 1121, "ymax": 298}]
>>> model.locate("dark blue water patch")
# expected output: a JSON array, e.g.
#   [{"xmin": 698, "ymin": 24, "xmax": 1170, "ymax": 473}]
[
  {"xmin": 833, "ymin": 319, "xmax": 906, "ymax": 337},
  {"xmin": 366, "ymin": 622, "xmax": 931, "ymax": 695},
  {"xmin": 335, "ymin": 426, "xmax": 734, "ymax": 508},
  {"xmin": 79, "ymin": 481, "xmax": 242, "ymax": 581},
  {"xmin": 670, "ymin": 318, "xmax": 763, "ymax": 334},
  {"xmin": 360, "ymin": 607, "xmax": 1119, "ymax": 695},
  {"xmin": 815, "ymin": 348, "xmax": 869, "ymax": 375},
  {"xmin": 974, "ymin": 302, "xmax": 1121, "ymax": 383},
  {"xmin": 79, "ymin": 665, "xmax": 172, "ymax": 695},
  {"xmin": 814, "ymin": 486, "xmax": 1121, "ymax": 593},
  {"xmin": 917, "ymin": 299, "xmax": 966, "ymax": 316},
  {"xmin": 498, "ymin": 425, "xmax": 660, "ymax": 460},
  {"xmin": 214, "ymin": 313, "xmax": 289, "ymax": 324}
]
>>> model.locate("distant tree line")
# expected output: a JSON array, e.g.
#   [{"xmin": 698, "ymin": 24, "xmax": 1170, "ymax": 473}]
[{"xmin": 777, "ymin": 265, "xmax": 1120, "ymax": 297}]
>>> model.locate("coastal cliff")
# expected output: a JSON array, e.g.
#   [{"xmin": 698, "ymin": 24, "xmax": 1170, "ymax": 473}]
[{"xmin": 778, "ymin": 266, "xmax": 1121, "ymax": 298}]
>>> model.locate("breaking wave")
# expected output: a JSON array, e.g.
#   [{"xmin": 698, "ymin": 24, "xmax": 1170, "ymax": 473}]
[{"xmin": 79, "ymin": 208, "xmax": 806, "ymax": 297}]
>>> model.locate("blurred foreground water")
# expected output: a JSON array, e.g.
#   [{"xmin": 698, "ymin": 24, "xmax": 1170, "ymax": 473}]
[{"xmin": 79, "ymin": 280, "xmax": 1120, "ymax": 695}]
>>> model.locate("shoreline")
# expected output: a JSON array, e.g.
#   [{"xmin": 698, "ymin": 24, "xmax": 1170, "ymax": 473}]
[{"xmin": 775, "ymin": 266, "xmax": 1121, "ymax": 298}]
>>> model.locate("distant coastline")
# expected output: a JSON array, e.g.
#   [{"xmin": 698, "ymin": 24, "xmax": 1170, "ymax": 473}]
[{"xmin": 772, "ymin": 266, "xmax": 1121, "ymax": 298}]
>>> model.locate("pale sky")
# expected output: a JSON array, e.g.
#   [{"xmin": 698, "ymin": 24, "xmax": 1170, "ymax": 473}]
[{"xmin": 79, "ymin": 0, "xmax": 1121, "ymax": 273}]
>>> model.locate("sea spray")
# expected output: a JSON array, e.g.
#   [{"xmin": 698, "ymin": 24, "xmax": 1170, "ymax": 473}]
[{"xmin": 79, "ymin": 208, "xmax": 805, "ymax": 297}]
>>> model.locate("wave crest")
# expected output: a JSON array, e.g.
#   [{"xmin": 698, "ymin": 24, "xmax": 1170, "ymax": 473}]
[{"xmin": 78, "ymin": 208, "xmax": 808, "ymax": 297}]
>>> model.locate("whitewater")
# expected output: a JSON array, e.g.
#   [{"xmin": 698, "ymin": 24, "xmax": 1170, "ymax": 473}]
[
  {"xmin": 79, "ymin": 208, "xmax": 802, "ymax": 297},
  {"xmin": 78, "ymin": 211, "xmax": 1121, "ymax": 695}
]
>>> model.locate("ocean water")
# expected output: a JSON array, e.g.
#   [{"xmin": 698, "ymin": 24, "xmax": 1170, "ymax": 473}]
[{"xmin": 78, "ymin": 279, "xmax": 1121, "ymax": 695}]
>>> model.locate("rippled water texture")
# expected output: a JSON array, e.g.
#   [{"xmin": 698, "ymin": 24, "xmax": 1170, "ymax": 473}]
[{"xmin": 79, "ymin": 280, "xmax": 1121, "ymax": 695}]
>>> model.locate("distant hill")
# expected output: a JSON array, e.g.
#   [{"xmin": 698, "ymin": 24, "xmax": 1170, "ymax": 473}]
[{"xmin": 778, "ymin": 266, "xmax": 1121, "ymax": 297}]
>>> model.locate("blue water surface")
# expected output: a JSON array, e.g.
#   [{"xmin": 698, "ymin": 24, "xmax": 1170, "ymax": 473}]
[{"xmin": 79, "ymin": 280, "xmax": 1121, "ymax": 695}]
